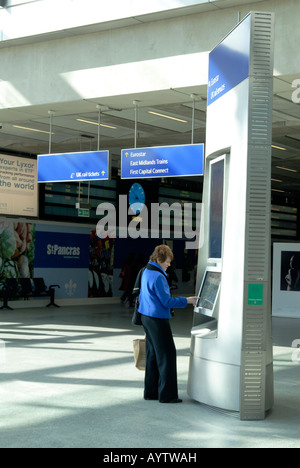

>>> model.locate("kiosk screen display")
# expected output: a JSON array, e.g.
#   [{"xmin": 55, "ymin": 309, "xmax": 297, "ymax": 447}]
[
  {"xmin": 196, "ymin": 270, "xmax": 221, "ymax": 316},
  {"xmin": 209, "ymin": 157, "xmax": 225, "ymax": 259}
]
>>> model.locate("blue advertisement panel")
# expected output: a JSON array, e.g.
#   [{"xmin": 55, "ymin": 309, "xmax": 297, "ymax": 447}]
[
  {"xmin": 121, "ymin": 144, "xmax": 204, "ymax": 179},
  {"xmin": 34, "ymin": 228, "xmax": 90, "ymax": 299},
  {"xmin": 208, "ymin": 14, "xmax": 251, "ymax": 106},
  {"xmin": 38, "ymin": 150, "xmax": 109, "ymax": 183},
  {"xmin": 34, "ymin": 231, "xmax": 90, "ymax": 269}
]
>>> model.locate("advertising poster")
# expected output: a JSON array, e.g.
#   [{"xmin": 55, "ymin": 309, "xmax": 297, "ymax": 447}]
[
  {"xmin": 89, "ymin": 231, "xmax": 114, "ymax": 298},
  {"xmin": 272, "ymin": 243, "xmax": 300, "ymax": 317},
  {"xmin": 0, "ymin": 220, "xmax": 35, "ymax": 282},
  {"xmin": 0, "ymin": 220, "xmax": 115, "ymax": 301},
  {"xmin": 0, "ymin": 154, "xmax": 38, "ymax": 217}
]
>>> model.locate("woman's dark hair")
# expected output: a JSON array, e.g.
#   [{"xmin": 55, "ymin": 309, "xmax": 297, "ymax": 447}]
[{"xmin": 150, "ymin": 245, "xmax": 174, "ymax": 263}]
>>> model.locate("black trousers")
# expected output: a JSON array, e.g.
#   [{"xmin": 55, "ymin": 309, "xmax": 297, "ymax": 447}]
[{"xmin": 141, "ymin": 314, "xmax": 178, "ymax": 402}]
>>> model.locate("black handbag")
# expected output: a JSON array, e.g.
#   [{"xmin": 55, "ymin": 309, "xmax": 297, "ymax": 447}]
[
  {"xmin": 131, "ymin": 267, "xmax": 145, "ymax": 326},
  {"xmin": 132, "ymin": 296, "xmax": 143, "ymax": 326}
]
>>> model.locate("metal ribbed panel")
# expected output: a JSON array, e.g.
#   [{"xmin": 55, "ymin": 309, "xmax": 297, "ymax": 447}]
[
  {"xmin": 240, "ymin": 11, "xmax": 274, "ymax": 421},
  {"xmin": 245, "ymin": 212, "xmax": 270, "ymax": 280},
  {"xmin": 251, "ymin": 12, "xmax": 274, "ymax": 76},
  {"xmin": 241, "ymin": 351, "xmax": 266, "ymax": 419}
]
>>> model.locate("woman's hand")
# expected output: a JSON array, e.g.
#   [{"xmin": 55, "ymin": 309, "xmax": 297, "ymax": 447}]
[{"xmin": 186, "ymin": 297, "xmax": 200, "ymax": 306}]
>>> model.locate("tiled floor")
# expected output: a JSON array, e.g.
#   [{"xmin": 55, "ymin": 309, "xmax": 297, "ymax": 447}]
[{"xmin": 0, "ymin": 303, "xmax": 299, "ymax": 448}]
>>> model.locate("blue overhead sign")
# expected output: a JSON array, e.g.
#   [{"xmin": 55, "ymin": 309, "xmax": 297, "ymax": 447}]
[
  {"xmin": 121, "ymin": 144, "xmax": 204, "ymax": 179},
  {"xmin": 38, "ymin": 150, "xmax": 109, "ymax": 183},
  {"xmin": 208, "ymin": 14, "xmax": 251, "ymax": 106}
]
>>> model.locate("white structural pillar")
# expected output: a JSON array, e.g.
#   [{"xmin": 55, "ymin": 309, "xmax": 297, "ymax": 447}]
[{"xmin": 188, "ymin": 11, "xmax": 274, "ymax": 420}]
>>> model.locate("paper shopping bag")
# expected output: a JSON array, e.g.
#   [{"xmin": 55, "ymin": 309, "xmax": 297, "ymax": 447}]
[{"xmin": 133, "ymin": 338, "xmax": 146, "ymax": 370}]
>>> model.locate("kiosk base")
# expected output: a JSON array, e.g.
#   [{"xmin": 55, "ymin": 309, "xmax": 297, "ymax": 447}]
[
  {"xmin": 187, "ymin": 354, "xmax": 240, "ymax": 412},
  {"xmin": 188, "ymin": 353, "xmax": 274, "ymax": 418}
]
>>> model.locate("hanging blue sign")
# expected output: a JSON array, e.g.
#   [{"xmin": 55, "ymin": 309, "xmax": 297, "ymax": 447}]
[
  {"xmin": 208, "ymin": 14, "xmax": 251, "ymax": 106},
  {"xmin": 38, "ymin": 150, "xmax": 110, "ymax": 183},
  {"xmin": 121, "ymin": 144, "xmax": 204, "ymax": 179}
]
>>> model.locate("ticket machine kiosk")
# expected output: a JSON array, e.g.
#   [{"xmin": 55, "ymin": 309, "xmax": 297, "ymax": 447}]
[{"xmin": 187, "ymin": 12, "xmax": 274, "ymax": 420}]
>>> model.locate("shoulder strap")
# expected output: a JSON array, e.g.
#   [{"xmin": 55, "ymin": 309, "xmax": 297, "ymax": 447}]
[
  {"xmin": 132, "ymin": 264, "xmax": 167, "ymax": 296},
  {"xmin": 132, "ymin": 267, "xmax": 146, "ymax": 296},
  {"xmin": 146, "ymin": 263, "xmax": 167, "ymax": 278}
]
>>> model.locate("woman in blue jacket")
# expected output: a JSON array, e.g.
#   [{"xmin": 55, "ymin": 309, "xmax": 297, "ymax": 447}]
[{"xmin": 139, "ymin": 245, "xmax": 198, "ymax": 403}]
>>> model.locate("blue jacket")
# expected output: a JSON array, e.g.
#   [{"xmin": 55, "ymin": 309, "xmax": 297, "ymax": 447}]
[{"xmin": 139, "ymin": 262, "xmax": 188, "ymax": 319}]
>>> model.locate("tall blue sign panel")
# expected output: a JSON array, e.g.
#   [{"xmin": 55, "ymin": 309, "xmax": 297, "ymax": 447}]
[{"xmin": 208, "ymin": 14, "xmax": 251, "ymax": 106}]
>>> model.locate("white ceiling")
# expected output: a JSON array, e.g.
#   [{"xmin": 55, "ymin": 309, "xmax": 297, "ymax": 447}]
[{"xmin": 0, "ymin": 75, "xmax": 300, "ymax": 199}]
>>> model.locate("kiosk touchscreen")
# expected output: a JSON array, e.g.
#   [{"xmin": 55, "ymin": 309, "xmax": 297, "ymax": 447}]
[
  {"xmin": 208, "ymin": 156, "xmax": 225, "ymax": 260},
  {"xmin": 191, "ymin": 266, "xmax": 221, "ymax": 337},
  {"xmin": 194, "ymin": 268, "xmax": 221, "ymax": 316}
]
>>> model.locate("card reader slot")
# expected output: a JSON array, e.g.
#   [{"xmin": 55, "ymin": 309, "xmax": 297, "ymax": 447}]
[
  {"xmin": 191, "ymin": 320, "xmax": 217, "ymax": 337},
  {"xmin": 191, "ymin": 312, "xmax": 218, "ymax": 337}
]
